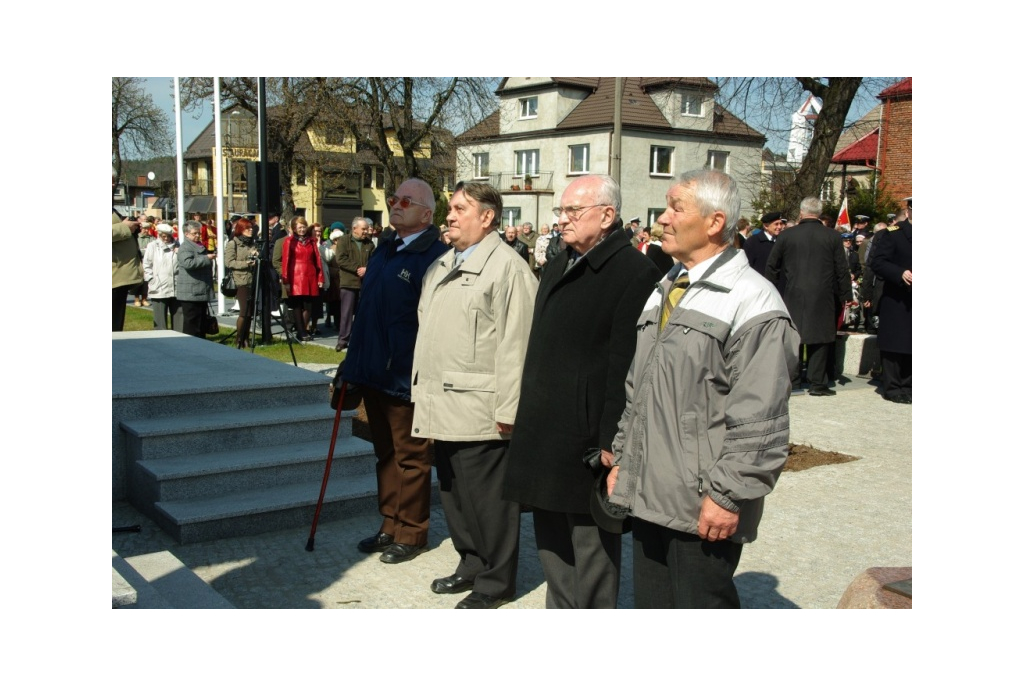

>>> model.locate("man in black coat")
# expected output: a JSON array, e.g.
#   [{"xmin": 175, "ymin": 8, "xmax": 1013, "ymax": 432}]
[
  {"xmin": 504, "ymin": 175, "xmax": 661, "ymax": 609},
  {"xmin": 765, "ymin": 197, "xmax": 853, "ymax": 396},
  {"xmin": 743, "ymin": 211, "xmax": 785, "ymax": 277},
  {"xmin": 868, "ymin": 198, "xmax": 912, "ymax": 403}
]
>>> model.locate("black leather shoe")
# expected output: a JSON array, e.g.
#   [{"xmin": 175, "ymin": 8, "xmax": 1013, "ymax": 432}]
[
  {"xmin": 455, "ymin": 592, "xmax": 509, "ymax": 609},
  {"xmin": 808, "ymin": 387, "xmax": 836, "ymax": 396},
  {"xmin": 431, "ymin": 573, "xmax": 474, "ymax": 594},
  {"xmin": 379, "ymin": 542, "xmax": 426, "ymax": 564},
  {"xmin": 357, "ymin": 532, "xmax": 394, "ymax": 553},
  {"xmin": 886, "ymin": 394, "xmax": 912, "ymax": 404}
]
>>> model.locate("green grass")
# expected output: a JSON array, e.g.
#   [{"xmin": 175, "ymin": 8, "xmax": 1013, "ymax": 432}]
[{"xmin": 122, "ymin": 306, "xmax": 345, "ymax": 365}]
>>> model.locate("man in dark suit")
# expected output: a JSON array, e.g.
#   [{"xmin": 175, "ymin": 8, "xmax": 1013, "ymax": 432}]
[
  {"xmin": 765, "ymin": 197, "xmax": 854, "ymax": 396},
  {"xmin": 868, "ymin": 197, "xmax": 912, "ymax": 403},
  {"xmin": 504, "ymin": 175, "xmax": 661, "ymax": 609},
  {"xmin": 743, "ymin": 211, "xmax": 785, "ymax": 277}
]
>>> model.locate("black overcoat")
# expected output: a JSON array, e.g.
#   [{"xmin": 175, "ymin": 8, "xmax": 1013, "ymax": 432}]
[
  {"xmin": 868, "ymin": 222, "xmax": 912, "ymax": 354},
  {"xmin": 503, "ymin": 229, "xmax": 662, "ymax": 513},
  {"xmin": 765, "ymin": 218, "xmax": 852, "ymax": 345},
  {"xmin": 742, "ymin": 230, "xmax": 776, "ymax": 277}
]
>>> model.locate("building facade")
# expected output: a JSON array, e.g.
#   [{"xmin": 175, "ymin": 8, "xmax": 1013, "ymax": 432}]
[{"xmin": 456, "ymin": 78, "xmax": 766, "ymax": 228}]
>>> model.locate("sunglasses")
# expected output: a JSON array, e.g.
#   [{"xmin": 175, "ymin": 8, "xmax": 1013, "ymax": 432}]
[{"xmin": 387, "ymin": 195, "xmax": 429, "ymax": 209}]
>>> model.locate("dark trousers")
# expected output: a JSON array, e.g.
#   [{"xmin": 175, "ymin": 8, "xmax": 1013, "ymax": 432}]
[
  {"xmin": 434, "ymin": 439, "xmax": 519, "ymax": 598},
  {"xmin": 532, "ymin": 508, "xmax": 621, "ymax": 609},
  {"xmin": 113, "ymin": 285, "xmax": 131, "ymax": 331},
  {"xmin": 151, "ymin": 297, "xmax": 183, "ymax": 331},
  {"xmin": 181, "ymin": 301, "xmax": 206, "ymax": 337},
  {"xmin": 362, "ymin": 387, "xmax": 432, "ymax": 547},
  {"xmin": 335, "ymin": 288, "xmax": 359, "ymax": 348},
  {"xmin": 804, "ymin": 342, "xmax": 834, "ymax": 389},
  {"xmin": 632, "ymin": 518, "xmax": 743, "ymax": 609},
  {"xmin": 880, "ymin": 351, "xmax": 912, "ymax": 398}
]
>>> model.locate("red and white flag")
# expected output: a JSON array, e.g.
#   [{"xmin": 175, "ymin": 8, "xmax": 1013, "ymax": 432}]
[{"xmin": 836, "ymin": 197, "xmax": 850, "ymax": 228}]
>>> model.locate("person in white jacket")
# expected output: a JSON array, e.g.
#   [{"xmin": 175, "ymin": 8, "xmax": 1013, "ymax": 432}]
[{"xmin": 143, "ymin": 223, "xmax": 182, "ymax": 331}]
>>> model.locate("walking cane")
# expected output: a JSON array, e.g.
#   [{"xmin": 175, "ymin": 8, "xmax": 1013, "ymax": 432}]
[{"xmin": 306, "ymin": 378, "xmax": 347, "ymax": 552}]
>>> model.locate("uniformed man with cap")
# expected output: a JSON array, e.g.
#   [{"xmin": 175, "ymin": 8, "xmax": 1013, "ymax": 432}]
[
  {"xmin": 743, "ymin": 210, "xmax": 786, "ymax": 277},
  {"xmin": 852, "ymin": 215, "xmax": 871, "ymax": 240},
  {"xmin": 628, "ymin": 217, "xmax": 642, "ymax": 247},
  {"xmin": 868, "ymin": 197, "xmax": 912, "ymax": 403}
]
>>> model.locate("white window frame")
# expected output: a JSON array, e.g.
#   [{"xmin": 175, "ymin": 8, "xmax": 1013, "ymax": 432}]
[
  {"xmin": 681, "ymin": 92, "xmax": 703, "ymax": 117},
  {"xmin": 647, "ymin": 209, "xmax": 665, "ymax": 227},
  {"xmin": 515, "ymin": 149, "xmax": 540, "ymax": 177},
  {"xmin": 707, "ymin": 150, "xmax": 729, "ymax": 173},
  {"xmin": 504, "ymin": 207, "xmax": 522, "ymax": 227},
  {"xmin": 473, "ymin": 152, "xmax": 489, "ymax": 179},
  {"xmin": 519, "ymin": 97, "xmax": 538, "ymax": 119},
  {"xmin": 568, "ymin": 144, "xmax": 590, "ymax": 175},
  {"xmin": 650, "ymin": 146, "xmax": 673, "ymax": 176}
]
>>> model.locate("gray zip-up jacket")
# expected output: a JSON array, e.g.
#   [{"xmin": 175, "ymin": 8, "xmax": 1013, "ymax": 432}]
[{"xmin": 609, "ymin": 249, "xmax": 800, "ymax": 543}]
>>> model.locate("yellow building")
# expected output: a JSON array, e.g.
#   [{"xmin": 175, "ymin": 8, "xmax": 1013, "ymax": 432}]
[{"xmin": 183, "ymin": 106, "xmax": 452, "ymax": 229}]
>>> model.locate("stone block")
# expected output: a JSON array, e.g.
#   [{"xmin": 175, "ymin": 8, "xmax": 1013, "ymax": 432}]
[{"xmin": 836, "ymin": 567, "xmax": 912, "ymax": 608}]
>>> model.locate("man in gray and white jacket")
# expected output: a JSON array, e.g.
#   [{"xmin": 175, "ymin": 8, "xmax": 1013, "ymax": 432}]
[{"xmin": 606, "ymin": 169, "xmax": 800, "ymax": 608}]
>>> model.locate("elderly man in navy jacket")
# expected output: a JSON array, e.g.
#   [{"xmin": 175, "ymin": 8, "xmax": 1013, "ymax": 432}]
[{"xmin": 342, "ymin": 178, "xmax": 447, "ymax": 564}]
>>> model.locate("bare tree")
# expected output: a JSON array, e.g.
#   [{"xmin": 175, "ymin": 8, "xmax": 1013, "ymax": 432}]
[
  {"xmin": 180, "ymin": 77, "xmax": 345, "ymax": 222},
  {"xmin": 112, "ymin": 77, "xmax": 172, "ymax": 184},
  {"xmin": 714, "ymin": 77, "xmax": 902, "ymax": 216},
  {"xmin": 324, "ymin": 77, "xmax": 499, "ymax": 197}
]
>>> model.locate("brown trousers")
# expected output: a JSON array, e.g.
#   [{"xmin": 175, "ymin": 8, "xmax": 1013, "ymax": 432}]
[{"xmin": 362, "ymin": 387, "xmax": 432, "ymax": 546}]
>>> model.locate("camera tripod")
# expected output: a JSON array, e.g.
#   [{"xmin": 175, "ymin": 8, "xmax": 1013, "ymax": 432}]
[{"xmin": 242, "ymin": 239, "xmax": 300, "ymax": 366}]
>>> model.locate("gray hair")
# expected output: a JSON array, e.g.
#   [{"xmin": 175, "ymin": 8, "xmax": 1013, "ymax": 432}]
[
  {"xmin": 453, "ymin": 180, "xmax": 503, "ymax": 229},
  {"xmin": 522, "ymin": 222, "xmax": 533, "ymax": 231},
  {"xmin": 799, "ymin": 197, "xmax": 823, "ymax": 218},
  {"xmin": 590, "ymin": 175, "xmax": 622, "ymax": 215},
  {"xmin": 676, "ymin": 168, "xmax": 741, "ymax": 246},
  {"xmin": 184, "ymin": 220, "xmax": 203, "ymax": 233},
  {"xmin": 351, "ymin": 216, "xmax": 371, "ymax": 230}
]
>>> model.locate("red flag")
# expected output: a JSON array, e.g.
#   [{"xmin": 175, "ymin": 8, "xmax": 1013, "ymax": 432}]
[{"xmin": 836, "ymin": 197, "xmax": 850, "ymax": 228}]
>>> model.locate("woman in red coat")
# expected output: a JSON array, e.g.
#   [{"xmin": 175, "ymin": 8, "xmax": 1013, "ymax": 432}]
[{"xmin": 280, "ymin": 216, "xmax": 324, "ymax": 342}]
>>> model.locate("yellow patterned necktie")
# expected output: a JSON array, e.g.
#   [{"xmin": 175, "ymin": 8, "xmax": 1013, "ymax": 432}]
[{"xmin": 660, "ymin": 273, "xmax": 690, "ymax": 330}]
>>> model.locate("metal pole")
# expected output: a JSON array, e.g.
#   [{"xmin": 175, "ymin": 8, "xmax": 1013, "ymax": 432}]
[
  {"xmin": 173, "ymin": 77, "xmax": 185, "ymax": 233},
  {"xmin": 611, "ymin": 77, "xmax": 623, "ymax": 184},
  {"xmin": 214, "ymin": 78, "xmax": 226, "ymax": 314},
  {"xmin": 258, "ymin": 78, "xmax": 273, "ymax": 344}
]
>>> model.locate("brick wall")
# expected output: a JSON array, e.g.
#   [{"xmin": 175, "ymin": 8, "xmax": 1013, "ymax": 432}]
[{"xmin": 879, "ymin": 96, "xmax": 912, "ymax": 202}]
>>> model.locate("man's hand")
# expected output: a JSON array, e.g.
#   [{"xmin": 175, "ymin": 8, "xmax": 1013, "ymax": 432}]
[
  {"xmin": 599, "ymin": 449, "xmax": 614, "ymax": 468},
  {"xmin": 606, "ymin": 465, "xmax": 619, "ymax": 497},
  {"xmin": 902, "ymin": 270, "xmax": 912, "ymax": 286},
  {"xmin": 357, "ymin": 266, "xmax": 367, "ymax": 278},
  {"xmin": 496, "ymin": 422, "xmax": 513, "ymax": 435},
  {"xmin": 697, "ymin": 496, "xmax": 739, "ymax": 542}
]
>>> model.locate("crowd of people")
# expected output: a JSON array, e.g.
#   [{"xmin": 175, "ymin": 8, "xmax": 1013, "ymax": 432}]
[{"xmin": 113, "ymin": 169, "xmax": 912, "ymax": 608}]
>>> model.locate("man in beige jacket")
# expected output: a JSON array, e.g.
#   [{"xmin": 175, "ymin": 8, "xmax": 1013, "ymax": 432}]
[
  {"xmin": 410, "ymin": 181, "xmax": 537, "ymax": 609},
  {"xmin": 112, "ymin": 211, "xmax": 144, "ymax": 331}
]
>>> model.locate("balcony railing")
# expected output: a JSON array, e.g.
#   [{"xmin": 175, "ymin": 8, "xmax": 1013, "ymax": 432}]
[{"xmin": 474, "ymin": 171, "xmax": 553, "ymax": 192}]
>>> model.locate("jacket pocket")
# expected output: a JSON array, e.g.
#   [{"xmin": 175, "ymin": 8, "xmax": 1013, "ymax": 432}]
[{"xmin": 441, "ymin": 370, "xmax": 496, "ymax": 393}]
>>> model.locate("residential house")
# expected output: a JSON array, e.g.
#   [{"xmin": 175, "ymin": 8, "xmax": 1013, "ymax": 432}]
[
  {"xmin": 182, "ymin": 106, "xmax": 453, "ymax": 229},
  {"xmin": 455, "ymin": 78, "xmax": 766, "ymax": 228}
]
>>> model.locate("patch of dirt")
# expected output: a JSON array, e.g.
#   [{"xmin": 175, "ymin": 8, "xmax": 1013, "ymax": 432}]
[
  {"xmin": 351, "ymin": 406, "xmax": 857, "ymax": 473},
  {"xmin": 784, "ymin": 444, "xmax": 859, "ymax": 471}
]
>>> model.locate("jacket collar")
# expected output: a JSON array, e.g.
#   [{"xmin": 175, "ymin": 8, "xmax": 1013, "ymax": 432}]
[
  {"xmin": 661, "ymin": 247, "xmax": 744, "ymax": 294},
  {"xmin": 382, "ymin": 225, "xmax": 441, "ymax": 254},
  {"xmin": 574, "ymin": 227, "xmax": 632, "ymax": 272}
]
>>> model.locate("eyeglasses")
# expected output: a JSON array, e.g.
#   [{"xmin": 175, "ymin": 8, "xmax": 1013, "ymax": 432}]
[
  {"xmin": 552, "ymin": 205, "xmax": 605, "ymax": 220},
  {"xmin": 387, "ymin": 195, "xmax": 430, "ymax": 209}
]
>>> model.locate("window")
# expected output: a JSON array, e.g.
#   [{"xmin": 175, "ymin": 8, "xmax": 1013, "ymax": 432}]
[
  {"xmin": 650, "ymin": 146, "xmax": 673, "ymax": 176},
  {"xmin": 681, "ymin": 93, "xmax": 703, "ymax": 116},
  {"xmin": 707, "ymin": 150, "xmax": 729, "ymax": 172},
  {"xmin": 519, "ymin": 97, "xmax": 538, "ymax": 119},
  {"xmin": 296, "ymin": 164, "xmax": 307, "ymax": 186},
  {"xmin": 363, "ymin": 164, "xmax": 374, "ymax": 189},
  {"xmin": 648, "ymin": 209, "xmax": 665, "ymax": 227},
  {"xmin": 568, "ymin": 144, "xmax": 589, "ymax": 174},
  {"xmin": 473, "ymin": 153, "xmax": 489, "ymax": 179},
  {"xmin": 515, "ymin": 149, "xmax": 540, "ymax": 177},
  {"xmin": 503, "ymin": 207, "xmax": 522, "ymax": 227},
  {"xmin": 322, "ymin": 127, "xmax": 345, "ymax": 146}
]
